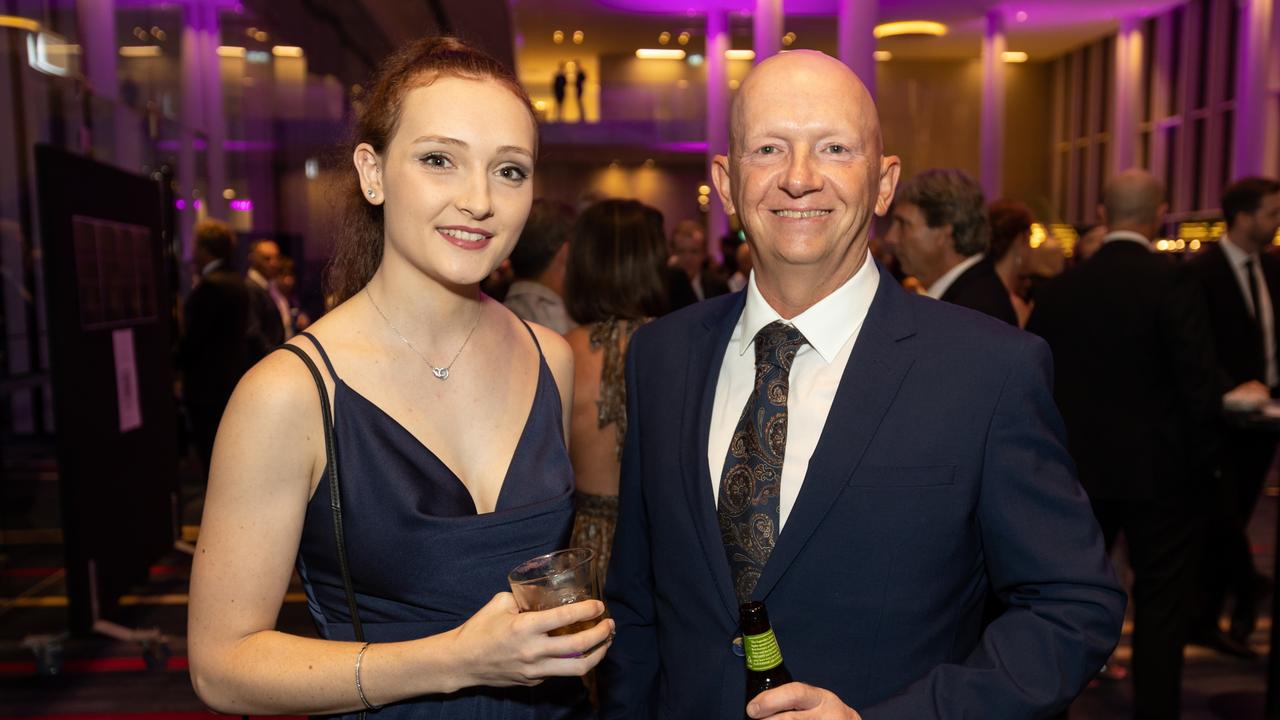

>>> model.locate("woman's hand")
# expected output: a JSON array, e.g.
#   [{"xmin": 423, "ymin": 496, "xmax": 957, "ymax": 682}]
[{"xmin": 447, "ymin": 592, "xmax": 614, "ymax": 689}]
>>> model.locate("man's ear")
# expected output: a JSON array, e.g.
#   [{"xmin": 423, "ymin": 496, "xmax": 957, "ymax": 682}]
[
  {"xmin": 711, "ymin": 154, "xmax": 736, "ymax": 216},
  {"xmin": 875, "ymin": 155, "xmax": 901, "ymax": 216}
]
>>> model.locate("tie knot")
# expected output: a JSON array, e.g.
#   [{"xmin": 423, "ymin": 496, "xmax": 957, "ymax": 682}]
[{"xmin": 753, "ymin": 320, "xmax": 807, "ymax": 372}]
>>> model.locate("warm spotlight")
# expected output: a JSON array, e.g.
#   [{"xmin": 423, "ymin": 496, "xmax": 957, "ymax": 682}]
[
  {"xmin": 636, "ymin": 48, "xmax": 686, "ymax": 60},
  {"xmin": 573, "ymin": 30, "xmax": 584, "ymax": 44},
  {"xmin": 217, "ymin": 46, "xmax": 247, "ymax": 58},
  {"xmin": 873, "ymin": 20, "xmax": 948, "ymax": 39},
  {"xmin": 873, "ymin": 50, "xmax": 892, "ymax": 61},
  {"xmin": 1001, "ymin": 51, "xmax": 1028, "ymax": 63},
  {"xmin": 553, "ymin": 30, "xmax": 564, "ymax": 44},
  {"xmin": 782, "ymin": 32, "xmax": 796, "ymax": 47},
  {"xmin": 659, "ymin": 31, "xmax": 671, "ymax": 45},
  {"xmin": 725, "ymin": 49, "xmax": 755, "ymax": 61},
  {"xmin": 119, "ymin": 45, "xmax": 161, "ymax": 58},
  {"xmin": 0, "ymin": 15, "xmax": 41, "ymax": 32},
  {"xmin": 677, "ymin": 31, "xmax": 690, "ymax": 46},
  {"xmin": 272, "ymin": 45, "xmax": 304, "ymax": 58}
]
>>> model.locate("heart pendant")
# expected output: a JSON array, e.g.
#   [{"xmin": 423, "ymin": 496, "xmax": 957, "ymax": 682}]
[{"xmin": 432, "ymin": 366, "xmax": 450, "ymax": 380}]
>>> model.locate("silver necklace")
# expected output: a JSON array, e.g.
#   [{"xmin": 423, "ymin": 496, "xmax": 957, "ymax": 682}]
[{"xmin": 364, "ymin": 287, "xmax": 482, "ymax": 381}]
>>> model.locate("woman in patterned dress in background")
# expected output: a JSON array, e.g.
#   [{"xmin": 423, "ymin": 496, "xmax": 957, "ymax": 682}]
[{"xmin": 564, "ymin": 199, "xmax": 670, "ymax": 583}]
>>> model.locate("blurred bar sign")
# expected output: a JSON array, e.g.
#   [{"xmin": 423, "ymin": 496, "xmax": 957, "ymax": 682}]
[{"xmin": 27, "ymin": 30, "xmax": 79, "ymax": 77}]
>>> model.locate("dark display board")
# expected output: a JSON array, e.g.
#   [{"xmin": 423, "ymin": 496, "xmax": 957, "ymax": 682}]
[{"xmin": 36, "ymin": 145, "xmax": 178, "ymax": 633}]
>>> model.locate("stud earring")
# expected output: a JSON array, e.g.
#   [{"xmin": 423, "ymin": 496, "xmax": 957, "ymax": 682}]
[{"xmin": 367, "ymin": 189, "xmax": 376, "ymax": 198}]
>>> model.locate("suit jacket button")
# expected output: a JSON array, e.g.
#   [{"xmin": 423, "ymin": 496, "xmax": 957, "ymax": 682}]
[{"xmin": 732, "ymin": 636, "xmax": 745, "ymax": 657}]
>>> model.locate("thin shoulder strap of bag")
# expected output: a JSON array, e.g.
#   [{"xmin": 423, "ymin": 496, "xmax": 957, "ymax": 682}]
[{"xmin": 276, "ymin": 344, "xmax": 365, "ymax": 643}]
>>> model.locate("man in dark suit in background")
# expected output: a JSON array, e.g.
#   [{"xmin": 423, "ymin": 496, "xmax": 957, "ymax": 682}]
[
  {"xmin": 600, "ymin": 49, "xmax": 1124, "ymax": 720},
  {"xmin": 886, "ymin": 168, "xmax": 1018, "ymax": 325},
  {"xmin": 1187, "ymin": 176, "xmax": 1280, "ymax": 656},
  {"xmin": 178, "ymin": 220, "xmax": 264, "ymax": 473},
  {"xmin": 1028, "ymin": 169, "xmax": 1221, "ymax": 719},
  {"xmin": 670, "ymin": 219, "xmax": 731, "ymax": 301}
]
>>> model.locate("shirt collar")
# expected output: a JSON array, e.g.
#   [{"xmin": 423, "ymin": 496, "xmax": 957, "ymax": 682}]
[
  {"xmin": 926, "ymin": 253, "xmax": 984, "ymax": 299},
  {"xmin": 737, "ymin": 254, "xmax": 880, "ymax": 364},
  {"xmin": 506, "ymin": 279, "xmax": 562, "ymax": 303},
  {"xmin": 247, "ymin": 267, "xmax": 269, "ymax": 288},
  {"xmin": 1220, "ymin": 234, "xmax": 1258, "ymax": 268},
  {"xmin": 201, "ymin": 258, "xmax": 224, "ymax": 276},
  {"xmin": 1102, "ymin": 230, "xmax": 1153, "ymax": 250}
]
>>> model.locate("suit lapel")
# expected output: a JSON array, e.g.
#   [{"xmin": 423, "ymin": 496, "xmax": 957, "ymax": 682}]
[
  {"xmin": 755, "ymin": 265, "xmax": 918, "ymax": 600},
  {"xmin": 681, "ymin": 293, "xmax": 745, "ymax": 621}
]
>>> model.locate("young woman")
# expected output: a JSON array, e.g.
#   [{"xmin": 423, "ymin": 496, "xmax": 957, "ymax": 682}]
[
  {"xmin": 563, "ymin": 200, "xmax": 670, "ymax": 583},
  {"xmin": 188, "ymin": 37, "xmax": 611, "ymax": 719}
]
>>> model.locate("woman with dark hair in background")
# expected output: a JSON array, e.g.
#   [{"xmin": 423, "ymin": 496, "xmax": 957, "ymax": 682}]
[
  {"xmin": 188, "ymin": 37, "xmax": 609, "ymax": 720},
  {"xmin": 564, "ymin": 199, "xmax": 669, "ymax": 585},
  {"xmin": 988, "ymin": 200, "xmax": 1064, "ymax": 328}
]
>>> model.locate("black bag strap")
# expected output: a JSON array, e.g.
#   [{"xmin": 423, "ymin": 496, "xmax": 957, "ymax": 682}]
[{"xmin": 277, "ymin": 344, "xmax": 365, "ymax": 641}]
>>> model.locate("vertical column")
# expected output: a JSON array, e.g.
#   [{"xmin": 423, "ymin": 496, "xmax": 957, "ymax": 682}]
[
  {"xmin": 1112, "ymin": 17, "xmax": 1142, "ymax": 174},
  {"xmin": 75, "ymin": 0, "xmax": 117, "ymax": 101},
  {"xmin": 837, "ymin": 0, "xmax": 877, "ymax": 97},
  {"xmin": 181, "ymin": 0, "xmax": 228, "ymax": 222},
  {"xmin": 1234, "ymin": 0, "xmax": 1274, "ymax": 179},
  {"xmin": 706, "ymin": 9, "xmax": 731, "ymax": 258},
  {"xmin": 753, "ymin": 0, "xmax": 782, "ymax": 64},
  {"xmin": 980, "ymin": 9, "xmax": 1006, "ymax": 199}
]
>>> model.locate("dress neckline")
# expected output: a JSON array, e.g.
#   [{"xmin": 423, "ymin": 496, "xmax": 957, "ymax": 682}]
[{"xmin": 333, "ymin": 355, "xmax": 548, "ymax": 516}]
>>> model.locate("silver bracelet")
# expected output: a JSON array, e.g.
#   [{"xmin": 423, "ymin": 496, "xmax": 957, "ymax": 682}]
[{"xmin": 354, "ymin": 641, "xmax": 382, "ymax": 711}]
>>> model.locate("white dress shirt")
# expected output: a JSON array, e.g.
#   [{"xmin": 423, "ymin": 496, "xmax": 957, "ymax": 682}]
[
  {"xmin": 708, "ymin": 255, "xmax": 879, "ymax": 530},
  {"xmin": 926, "ymin": 253, "xmax": 984, "ymax": 299},
  {"xmin": 1220, "ymin": 234, "xmax": 1279, "ymax": 387}
]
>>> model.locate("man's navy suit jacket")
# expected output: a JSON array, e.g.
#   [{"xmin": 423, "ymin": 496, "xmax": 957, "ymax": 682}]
[{"xmin": 599, "ymin": 261, "xmax": 1126, "ymax": 719}]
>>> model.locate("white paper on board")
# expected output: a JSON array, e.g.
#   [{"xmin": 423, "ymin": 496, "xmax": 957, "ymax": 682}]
[{"xmin": 112, "ymin": 328, "xmax": 142, "ymax": 432}]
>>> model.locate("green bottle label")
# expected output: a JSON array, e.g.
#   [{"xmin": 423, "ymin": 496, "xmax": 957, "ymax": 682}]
[{"xmin": 743, "ymin": 629, "xmax": 784, "ymax": 671}]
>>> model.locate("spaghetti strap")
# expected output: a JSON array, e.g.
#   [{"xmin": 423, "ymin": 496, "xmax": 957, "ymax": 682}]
[
  {"xmin": 298, "ymin": 331, "xmax": 340, "ymax": 381},
  {"xmin": 519, "ymin": 320, "xmax": 545, "ymax": 359}
]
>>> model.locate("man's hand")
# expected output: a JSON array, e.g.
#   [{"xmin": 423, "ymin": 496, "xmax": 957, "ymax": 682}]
[{"xmin": 747, "ymin": 682, "xmax": 863, "ymax": 719}]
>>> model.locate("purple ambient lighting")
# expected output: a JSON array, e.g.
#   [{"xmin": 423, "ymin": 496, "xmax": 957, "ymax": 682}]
[
  {"xmin": 193, "ymin": 200, "xmax": 203, "ymax": 210},
  {"xmin": 229, "ymin": 199, "xmax": 253, "ymax": 212},
  {"xmin": 155, "ymin": 139, "xmax": 277, "ymax": 152},
  {"xmin": 175, "ymin": 198, "xmax": 186, "ymax": 210}
]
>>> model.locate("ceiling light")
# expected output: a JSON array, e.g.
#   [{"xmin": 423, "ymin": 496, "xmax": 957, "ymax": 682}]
[
  {"xmin": 659, "ymin": 31, "xmax": 671, "ymax": 45},
  {"xmin": 636, "ymin": 48, "xmax": 686, "ymax": 60},
  {"xmin": 677, "ymin": 31, "xmax": 690, "ymax": 46},
  {"xmin": 874, "ymin": 50, "xmax": 892, "ymax": 61},
  {"xmin": 272, "ymin": 45, "xmax": 304, "ymax": 58},
  {"xmin": 119, "ymin": 45, "xmax": 161, "ymax": 58},
  {"xmin": 553, "ymin": 30, "xmax": 564, "ymax": 44},
  {"xmin": 782, "ymin": 31, "xmax": 796, "ymax": 47},
  {"xmin": 217, "ymin": 46, "xmax": 247, "ymax": 58},
  {"xmin": 573, "ymin": 30, "xmax": 584, "ymax": 44},
  {"xmin": 725, "ymin": 49, "xmax": 755, "ymax": 60},
  {"xmin": 873, "ymin": 20, "xmax": 948, "ymax": 39},
  {"xmin": 253, "ymin": 30, "xmax": 268, "ymax": 42},
  {"xmin": 1001, "ymin": 51, "xmax": 1028, "ymax": 63},
  {"xmin": 0, "ymin": 15, "xmax": 41, "ymax": 32}
]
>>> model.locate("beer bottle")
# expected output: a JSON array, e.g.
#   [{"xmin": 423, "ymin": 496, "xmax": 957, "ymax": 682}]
[{"xmin": 740, "ymin": 601, "xmax": 792, "ymax": 705}]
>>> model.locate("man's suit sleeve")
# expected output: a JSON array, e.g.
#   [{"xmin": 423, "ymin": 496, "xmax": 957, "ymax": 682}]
[
  {"xmin": 862, "ymin": 335, "xmax": 1127, "ymax": 719},
  {"xmin": 597, "ymin": 336, "xmax": 658, "ymax": 718}
]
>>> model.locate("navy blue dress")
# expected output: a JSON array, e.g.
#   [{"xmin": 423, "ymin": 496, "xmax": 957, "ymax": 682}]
[{"xmin": 293, "ymin": 328, "xmax": 590, "ymax": 719}]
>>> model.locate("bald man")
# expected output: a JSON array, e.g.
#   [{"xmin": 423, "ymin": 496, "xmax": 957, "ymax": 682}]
[
  {"xmin": 600, "ymin": 50, "xmax": 1124, "ymax": 719},
  {"xmin": 1028, "ymin": 170, "xmax": 1221, "ymax": 718}
]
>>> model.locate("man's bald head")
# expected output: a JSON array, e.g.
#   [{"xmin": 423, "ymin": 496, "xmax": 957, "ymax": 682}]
[
  {"xmin": 729, "ymin": 50, "xmax": 882, "ymax": 160},
  {"xmin": 1101, "ymin": 169, "xmax": 1166, "ymax": 230}
]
